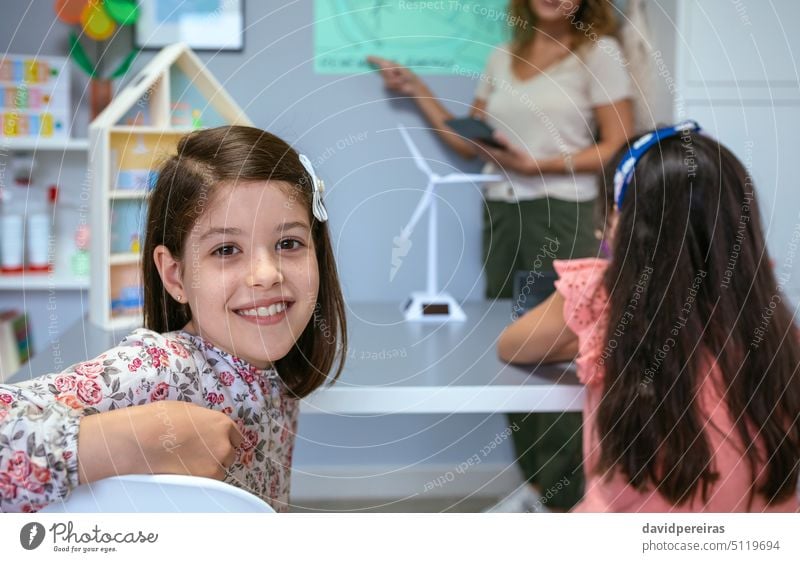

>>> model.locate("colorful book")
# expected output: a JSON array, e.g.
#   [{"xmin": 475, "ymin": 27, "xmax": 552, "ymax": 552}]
[{"xmin": 0, "ymin": 311, "xmax": 30, "ymax": 382}]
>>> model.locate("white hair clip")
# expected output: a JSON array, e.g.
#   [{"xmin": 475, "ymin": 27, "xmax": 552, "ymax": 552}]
[{"xmin": 298, "ymin": 153, "xmax": 328, "ymax": 223}]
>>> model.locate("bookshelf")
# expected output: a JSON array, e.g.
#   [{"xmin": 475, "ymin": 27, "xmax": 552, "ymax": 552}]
[
  {"xmin": 88, "ymin": 43, "xmax": 252, "ymax": 329},
  {"xmin": 0, "ymin": 139, "xmax": 91, "ymax": 292}
]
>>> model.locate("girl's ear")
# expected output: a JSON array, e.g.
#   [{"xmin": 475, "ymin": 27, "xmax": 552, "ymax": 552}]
[{"xmin": 153, "ymin": 245, "xmax": 186, "ymax": 302}]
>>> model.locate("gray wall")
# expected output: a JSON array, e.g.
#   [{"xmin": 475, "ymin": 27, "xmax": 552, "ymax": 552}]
[{"xmin": 2, "ymin": 0, "xmax": 677, "ymax": 309}]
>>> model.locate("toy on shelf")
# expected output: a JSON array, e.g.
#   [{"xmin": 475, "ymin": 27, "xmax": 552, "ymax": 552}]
[
  {"xmin": 0, "ymin": 310, "xmax": 30, "ymax": 382},
  {"xmin": 26, "ymin": 186, "xmax": 58, "ymax": 272},
  {"xmin": 133, "ymin": 134, "xmax": 148, "ymax": 154},
  {"xmin": 0, "ymin": 156, "xmax": 56, "ymax": 274},
  {"xmin": 54, "ymin": 0, "xmax": 139, "ymax": 118},
  {"xmin": 0, "ymin": 54, "xmax": 71, "ymax": 140},
  {"xmin": 54, "ymin": 0, "xmax": 141, "ymax": 118},
  {"xmin": 170, "ymin": 102, "xmax": 190, "ymax": 127},
  {"xmin": 191, "ymin": 109, "xmax": 203, "ymax": 129},
  {"xmin": 0, "ymin": 157, "xmax": 24, "ymax": 272},
  {"xmin": 115, "ymin": 168, "xmax": 157, "ymax": 191},
  {"xmin": 111, "ymin": 284, "xmax": 143, "ymax": 318},
  {"xmin": 71, "ymin": 223, "xmax": 90, "ymax": 277},
  {"xmin": 110, "ymin": 199, "xmax": 147, "ymax": 254},
  {"xmin": 0, "ymin": 214, "xmax": 23, "ymax": 273}
]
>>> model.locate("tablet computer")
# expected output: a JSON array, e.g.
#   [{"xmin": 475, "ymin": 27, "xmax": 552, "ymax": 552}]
[{"xmin": 444, "ymin": 117, "xmax": 506, "ymax": 149}]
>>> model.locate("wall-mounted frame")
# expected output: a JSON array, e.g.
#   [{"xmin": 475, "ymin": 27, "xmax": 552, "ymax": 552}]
[{"xmin": 135, "ymin": 0, "xmax": 244, "ymax": 52}]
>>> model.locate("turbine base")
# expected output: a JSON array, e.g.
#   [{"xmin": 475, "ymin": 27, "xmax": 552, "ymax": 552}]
[{"xmin": 401, "ymin": 291, "xmax": 466, "ymax": 322}]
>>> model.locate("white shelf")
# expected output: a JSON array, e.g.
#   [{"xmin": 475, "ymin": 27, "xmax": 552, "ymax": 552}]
[
  {"xmin": 0, "ymin": 272, "xmax": 88, "ymax": 290},
  {"xmin": 0, "ymin": 237, "xmax": 90, "ymax": 290},
  {"xmin": 109, "ymin": 253, "xmax": 141, "ymax": 266},
  {"xmin": 110, "ymin": 190, "xmax": 150, "ymax": 199},
  {"xmin": 110, "ymin": 126, "xmax": 195, "ymax": 135},
  {"xmin": 1, "ymin": 137, "xmax": 89, "ymax": 151}
]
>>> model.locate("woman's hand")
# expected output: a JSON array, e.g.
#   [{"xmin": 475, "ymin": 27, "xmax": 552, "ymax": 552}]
[
  {"xmin": 78, "ymin": 401, "xmax": 243, "ymax": 484},
  {"xmin": 476, "ymin": 131, "xmax": 542, "ymax": 175},
  {"xmin": 367, "ymin": 55, "xmax": 480, "ymax": 158},
  {"xmin": 367, "ymin": 55, "xmax": 424, "ymax": 96}
]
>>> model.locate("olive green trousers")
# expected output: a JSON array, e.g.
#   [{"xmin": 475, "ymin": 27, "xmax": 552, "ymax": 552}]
[{"xmin": 483, "ymin": 197, "xmax": 597, "ymax": 510}]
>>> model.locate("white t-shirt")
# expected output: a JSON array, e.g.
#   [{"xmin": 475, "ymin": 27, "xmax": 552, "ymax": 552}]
[{"xmin": 474, "ymin": 37, "xmax": 632, "ymax": 202}]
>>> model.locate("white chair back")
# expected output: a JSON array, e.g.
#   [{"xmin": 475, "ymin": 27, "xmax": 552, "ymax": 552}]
[{"xmin": 39, "ymin": 474, "xmax": 275, "ymax": 513}]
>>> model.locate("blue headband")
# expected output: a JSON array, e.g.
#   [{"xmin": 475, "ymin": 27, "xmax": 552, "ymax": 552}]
[{"xmin": 613, "ymin": 120, "xmax": 702, "ymax": 209}]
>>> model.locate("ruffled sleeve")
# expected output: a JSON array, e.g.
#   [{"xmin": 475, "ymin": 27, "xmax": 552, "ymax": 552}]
[
  {"xmin": 0, "ymin": 400, "xmax": 81, "ymax": 512},
  {"xmin": 553, "ymin": 258, "xmax": 610, "ymax": 385}
]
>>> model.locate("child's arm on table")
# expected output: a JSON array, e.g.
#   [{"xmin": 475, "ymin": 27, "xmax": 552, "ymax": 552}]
[
  {"xmin": 0, "ymin": 331, "xmax": 240, "ymax": 511},
  {"xmin": 0, "ymin": 400, "xmax": 240, "ymax": 511},
  {"xmin": 498, "ymin": 291, "xmax": 578, "ymax": 364},
  {"xmin": 78, "ymin": 401, "xmax": 241, "ymax": 484}
]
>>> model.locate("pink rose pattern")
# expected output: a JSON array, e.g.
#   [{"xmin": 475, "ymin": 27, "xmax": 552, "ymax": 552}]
[
  {"xmin": 73, "ymin": 361, "xmax": 104, "ymax": 378},
  {"xmin": 0, "ymin": 328, "xmax": 298, "ymax": 513},
  {"xmin": 0, "ymin": 401, "xmax": 81, "ymax": 508},
  {"xmin": 75, "ymin": 379, "xmax": 103, "ymax": 406},
  {"xmin": 149, "ymin": 382, "xmax": 170, "ymax": 402}
]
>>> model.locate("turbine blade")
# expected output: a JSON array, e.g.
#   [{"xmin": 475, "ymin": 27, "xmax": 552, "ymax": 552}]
[
  {"xmin": 435, "ymin": 173, "xmax": 504, "ymax": 184},
  {"xmin": 397, "ymin": 124, "xmax": 433, "ymax": 177},
  {"xmin": 390, "ymin": 235, "xmax": 413, "ymax": 281}
]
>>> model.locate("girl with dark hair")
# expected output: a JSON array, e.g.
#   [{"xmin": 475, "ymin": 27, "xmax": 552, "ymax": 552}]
[
  {"xmin": 369, "ymin": 0, "xmax": 633, "ymax": 512},
  {"xmin": 498, "ymin": 123, "xmax": 800, "ymax": 511},
  {"xmin": 0, "ymin": 126, "xmax": 347, "ymax": 512}
]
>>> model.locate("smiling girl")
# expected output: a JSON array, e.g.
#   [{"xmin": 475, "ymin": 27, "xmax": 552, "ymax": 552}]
[{"xmin": 0, "ymin": 126, "xmax": 347, "ymax": 512}]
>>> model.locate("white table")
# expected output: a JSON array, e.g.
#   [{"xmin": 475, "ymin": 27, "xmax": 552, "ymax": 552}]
[{"xmin": 9, "ymin": 301, "xmax": 584, "ymax": 414}]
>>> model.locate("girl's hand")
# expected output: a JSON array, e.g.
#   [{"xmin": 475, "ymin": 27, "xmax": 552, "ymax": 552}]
[
  {"xmin": 476, "ymin": 131, "xmax": 541, "ymax": 175},
  {"xmin": 78, "ymin": 401, "xmax": 243, "ymax": 484},
  {"xmin": 367, "ymin": 55, "xmax": 424, "ymax": 96}
]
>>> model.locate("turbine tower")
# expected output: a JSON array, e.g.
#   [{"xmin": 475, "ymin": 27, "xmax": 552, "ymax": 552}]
[{"xmin": 392, "ymin": 124, "xmax": 502, "ymax": 322}]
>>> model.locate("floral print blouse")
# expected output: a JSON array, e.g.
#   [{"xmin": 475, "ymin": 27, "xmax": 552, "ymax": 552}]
[{"xmin": 0, "ymin": 328, "xmax": 299, "ymax": 513}]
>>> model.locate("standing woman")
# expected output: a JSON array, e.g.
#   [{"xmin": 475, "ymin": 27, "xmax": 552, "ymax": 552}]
[{"xmin": 369, "ymin": 0, "xmax": 633, "ymax": 511}]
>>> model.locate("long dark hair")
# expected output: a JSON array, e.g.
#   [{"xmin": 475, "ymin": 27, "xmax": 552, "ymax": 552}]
[
  {"xmin": 597, "ymin": 130, "xmax": 800, "ymax": 506},
  {"xmin": 142, "ymin": 125, "xmax": 347, "ymax": 398}
]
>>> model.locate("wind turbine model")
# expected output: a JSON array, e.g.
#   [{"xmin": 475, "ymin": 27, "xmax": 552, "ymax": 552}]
[{"xmin": 391, "ymin": 124, "xmax": 502, "ymax": 322}]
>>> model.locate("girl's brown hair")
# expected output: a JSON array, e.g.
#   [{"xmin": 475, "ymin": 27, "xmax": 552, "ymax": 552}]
[
  {"xmin": 142, "ymin": 125, "xmax": 347, "ymax": 398},
  {"xmin": 508, "ymin": 0, "xmax": 618, "ymax": 58}
]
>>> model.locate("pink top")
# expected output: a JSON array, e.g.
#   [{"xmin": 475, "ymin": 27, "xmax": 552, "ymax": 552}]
[{"xmin": 553, "ymin": 258, "xmax": 799, "ymax": 512}]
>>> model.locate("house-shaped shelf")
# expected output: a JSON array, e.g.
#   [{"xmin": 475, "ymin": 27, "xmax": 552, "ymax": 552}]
[{"xmin": 89, "ymin": 43, "xmax": 252, "ymax": 329}]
